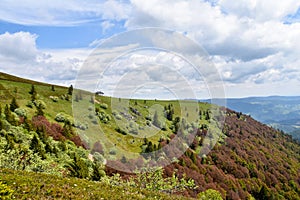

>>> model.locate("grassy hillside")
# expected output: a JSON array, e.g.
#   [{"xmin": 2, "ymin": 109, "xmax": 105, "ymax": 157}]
[
  {"xmin": 0, "ymin": 168, "xmax": 190, "ymax": 200},
  {"xmin": 0, "ymin": 72, "xmax": 299, "ymax": 199}
]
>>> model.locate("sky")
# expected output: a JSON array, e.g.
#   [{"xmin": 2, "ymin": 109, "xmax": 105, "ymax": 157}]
[{"xmin": 0, "ymin": 0, "xmax": 300, "ymax": 99}]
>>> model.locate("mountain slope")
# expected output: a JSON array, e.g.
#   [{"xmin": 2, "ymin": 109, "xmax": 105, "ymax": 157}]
[
  {"xmin": 202, "ymin": 96, "xmax": 300, "ymax": 141},
  {"xmin": 0, "ymin": 72, "xmax": 299, "ymax": 199}
]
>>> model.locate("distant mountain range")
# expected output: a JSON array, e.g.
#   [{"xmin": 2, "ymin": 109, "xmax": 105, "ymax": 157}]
[{"xmin": 201, "ymin": 96, "xmax": 300, "ymax": 141}]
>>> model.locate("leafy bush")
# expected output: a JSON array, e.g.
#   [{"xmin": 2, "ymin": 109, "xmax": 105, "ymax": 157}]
[
  {"xmin": 26, "ymin": 101, "xmax": 34, "ymax": 108},
  {"xmin": 114, "ymin": 114, "xmax": 122, "ymax": 120},
  {"xmin": 14, "ymin": 108, "xmax": 27, "ymax": 117},
  {"xmin": 115, "ymin": 127, "xmax": 127, "ymax": 135},
  {"xmin": 74, "ymin": 121, "xmax": 88, "ymax": 130},
  {"xmin": 109, "ymin": 148, "xmax": 117, "ymax": 155},
  {"xmin": 33, "ymin": 100, "xmax": 47, "ymax": 109},
  {"xmin": 197, "ymin": 189, "xmax": 223, "ymax": 200},
  {"xmin": 49, "ymin": 96, "xmax": 59, "ymax": 102},
  {"xmin": 0, "ymin": 181, "xmax": 14, "ymax": 199},
  {"xmin": 55, "ymin": 113, "xmax": 74, "ymax": 125},
  {"xmin": 100, "ymin": 103, "xmax": 108, "ymax": 109},
  {"xmin": 125, "ymin": 167, "xmax": 197, "ymax": 194},
  {"xmin": 98, "ymin": 111, "xmax": 111, "ymax": 123}
]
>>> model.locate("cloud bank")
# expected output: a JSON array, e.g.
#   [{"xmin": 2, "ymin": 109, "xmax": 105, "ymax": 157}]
[{"xmin": 0, "ymin": 0, "xmax": 299, "ymax": 98}]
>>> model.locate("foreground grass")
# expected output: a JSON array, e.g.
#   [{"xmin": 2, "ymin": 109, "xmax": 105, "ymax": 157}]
[{"xmin": 0, "ymin": 168, "xmax": 191, "ymax": 200}]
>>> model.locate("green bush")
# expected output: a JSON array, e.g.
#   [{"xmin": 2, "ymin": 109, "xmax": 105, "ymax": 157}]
[
  {"xmin": 34, "ymin": 100, "xmax": 47, "ymax": 109},
  {"xmin": 55, "ymin": 113, "xmax": 74, "ymax": 125},
  {"xmin": 98, "ymin": 111, "xmax": 110, "ymax": 123},
  {"xmin": 197, "ymin": 189, "xmax": 223, "ymax": 200},
  {"xmin": 100, "ymin": 103, "xmax": 108, "ymax": 109},
  {"xmin": 130, "ymin": 167, "xmax": 197, "ymax": 193},
  {"xmin": 14, "ymin": 108, "xmax": 27, "ymax": 117},
  {"xmin": 26, "ymin": 101, "xmax": 34, "ymax": 108},
  {"xmin": 0, "ymin": 181, "xmax": 14, "ymax": 199},
  {"xmin": 50, "ymin": 96, "xmax": 59, "ymax": 102},
  {"xmin": 114, "ymin": 114, "xmax": 122, "ymax": 120}
]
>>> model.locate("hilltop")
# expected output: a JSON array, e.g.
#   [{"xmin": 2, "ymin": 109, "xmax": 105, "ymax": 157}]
[
  {"xmin": 201, "ymin": 96, "xmax": 300, "ymax": 141},
  {"xmin": 0, "ymin": 72, "xmax": 299, "ymax": 199}
]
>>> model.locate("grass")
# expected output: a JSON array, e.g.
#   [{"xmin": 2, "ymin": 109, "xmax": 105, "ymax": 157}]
[
  {"xmin": 0, "ymin": 71, "xmax": 223, "ymax": 159},
  {"xmin": 0, "ymin": 168, "xmax": 191, "ymax": 200}
]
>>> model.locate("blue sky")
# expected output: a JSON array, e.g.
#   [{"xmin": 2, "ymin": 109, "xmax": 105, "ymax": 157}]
[{"xmin": 0, "ymin": 0, "xmax": 300, "ymax": 99}]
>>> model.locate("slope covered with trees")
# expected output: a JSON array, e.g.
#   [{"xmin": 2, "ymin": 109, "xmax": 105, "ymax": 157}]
[{"xmin": 0, "ymin": 72, "xmax": 299, "ymax": 199}]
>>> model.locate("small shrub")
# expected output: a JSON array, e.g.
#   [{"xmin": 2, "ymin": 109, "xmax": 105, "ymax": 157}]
[
  {"xmin": 14, "ymin": 108, "xmax": 27, "ymax": 117},
  {"xmin": 115, "ymin": 127, "xmax": 127, "ymax": 135},
  {"xmin": 50, "ymin": 96, "xmax": 59, "ymax": 102},
  {"xmin": 109, "ymin": 148, "xmax": 117, "ymax": 155},
  {"xmin": 0, "ymin": 181, "xmax": 14, "ymax": 199},
  {"xmin": 34, "ymin": 100, "xmax": 47, "ymax": 109},
  {"xmin": 100, "ymin": 103, "xmax": 108, "ymax": 109},
  {"xmin": 114, "ymin": 114, "xmax": 122, "ymax": 120},
  {"xmin": 55, "ymin": 113, "xmax": 74, "ymax": 125},
  {"xmin": 26, "ymin": 101, "xmax": 34, "ymax": 108},
  {"xmin": 198, "ymin": 189, "xmax": 223, "ymax": 200}
]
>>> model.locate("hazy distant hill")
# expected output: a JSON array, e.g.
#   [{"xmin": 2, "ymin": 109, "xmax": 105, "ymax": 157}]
[{"xmin": 201, "ymin": 96, "xmax": 300, "ymax": 141}]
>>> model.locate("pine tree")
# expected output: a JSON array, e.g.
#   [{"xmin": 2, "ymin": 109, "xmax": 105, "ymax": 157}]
[
  {"xmin": 35, "ymin": 104, "xmax": 44, "ymax": 116},
  {"xmin": 91, "ymin": 163, "xmax": 105, "ymax": 181},
  {"xmin": 62, "ymin": 121, "xmax": 74, "ymax": 138},
  {"xmin": 4, "ymin": 104, "xmax": 15, "ymax": 125},
  {"xmin": 30, "ymin": 134, "xmax": 46, "ymax": 159},
  {"xmin": 23, "ymin": 117, "xmax": 31, "ymax": 131},
  {"xmin": 44, "ymin": 141, "xmax": 53, "ymax": 153},
  {"xmin": 67, "ymin": 153, "xmax": 89, "ymax": 178},
  {"xmin": 29, "ymin": 84, "xmax": 35, "ymax": 95},
  {"xmin": 31, "ymin": 91, "xmax": 37, "ymax": 101},
  {"xmin": 10, "ymin": 97, "xmax": 19, "ymax": 112},
  {"xmin": 68, "ymin": 85, "xmax": 73, "ymax": 95}
]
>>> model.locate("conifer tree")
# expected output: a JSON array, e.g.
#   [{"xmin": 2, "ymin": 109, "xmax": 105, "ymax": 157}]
[
  {"xmin": 31, "ymin": 91, "xmax": 37, "ymax": 101},
  {"xmin": 68, "ymin": 85, "xmax": 73, "ymax": 95},
  {"xmin": 91, "ymin": 163, "xmax": 105, "ymax": 181},
  {"xmin": 67, "ymin": 153, "xmax": 89, "ymax": 178},
  {"xmin": 35, "ymin": 104, "xmax": 44, "ymax": 116},
  {"xmin": 30, "ymin": 134, "xmax": 46, "ymax": 159},
  {"xmin": 4, "ymin": 104, "xmax": 15, "ymax": 125},
  {"xmin": 10, "ymin": 97, "xmax": 19, "ymax": 112},
  {"xmin": 29, "ymin": 84, "xmax": 35, "ymax": 95}
]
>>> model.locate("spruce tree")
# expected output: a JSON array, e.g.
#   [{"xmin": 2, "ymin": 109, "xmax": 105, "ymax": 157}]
[
  {"xmin": 35, "ymin": 104, "xmax": 44, "ymax": 116},
  {"xmin": 91, "ymin": 163, "xmax": 105, "ymax": 181},
  {"xmin": 10, "ymin": 97, "xmax": 19, "ymax": 112},
  {"xmin": 67, "ymin": 153, "xmax": 89, "ymax": 178},
  {"xmin": 4, "ymin": 104, "xmax": 14, "ymax": 124},
  {"xmin": 29, "ymin": 84, "xmax": 35, "ymax": 95},
  {"xmin": 68, "ymin": 85, "xmax": 73, "ymax": 95},
  {"xmin": 31, "ymin": 91, "xmax": 37, "ymax": 101},
  {"xmin": 30, "ymin": 134, "xmax": 46, "ymax": 159}
]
